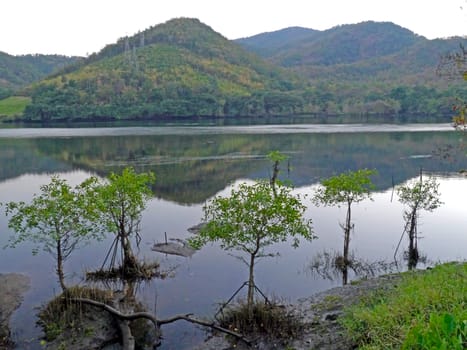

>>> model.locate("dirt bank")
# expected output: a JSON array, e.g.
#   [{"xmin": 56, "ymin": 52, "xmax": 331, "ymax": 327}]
[
  {"xmin": 0, "ymin": 273, "xmax": 30, "ymax": 349},
  {"xmin": 196, "ymin": 273, "xmax": 403, "ymax": 350}
]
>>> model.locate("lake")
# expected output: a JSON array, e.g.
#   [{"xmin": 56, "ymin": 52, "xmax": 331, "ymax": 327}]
[{"xmin": 0, "ymin": 123, "xmax": 466, "ymax": 349}]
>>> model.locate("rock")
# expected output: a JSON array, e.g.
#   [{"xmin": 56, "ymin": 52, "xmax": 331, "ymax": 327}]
[
  {"xmin": 152, "ymin": 239, "xmax": 196, "ymax": 257},
  {"xmin": 0, "ymin": 273, "xmax": 30, "ymax": 349},
  {"xmin": 187, "ymin": 223, "xmax": 206, "ymax": 234}
]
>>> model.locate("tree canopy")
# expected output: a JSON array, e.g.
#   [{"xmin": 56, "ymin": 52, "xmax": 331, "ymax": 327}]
[
  {"xmin": 190, "ymin": 179, "xmax": 314, "ymax": 308},
  {"xmin": 91, "ymin": 167, "xmax": 156, "ymax": 273},
  {"xmin": 3, "ymin": 176, "xmax": 100, "ymax": 290}
]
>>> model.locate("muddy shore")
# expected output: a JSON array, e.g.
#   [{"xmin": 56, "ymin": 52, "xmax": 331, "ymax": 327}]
[
  {"xmin": 0, "ymin": 273, "xmax": 30, "ymax": 350},
  {"xmin": 0, "ymin": 272, "xmax": 406, "ymax": 349},
  {"xmin": 196, "ymin": 273, "xmax": 404, "ymax": 350}
]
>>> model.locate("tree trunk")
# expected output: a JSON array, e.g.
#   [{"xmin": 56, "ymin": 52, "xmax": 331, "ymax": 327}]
[
  {"xmin": 342, "ymin": 202, "xmax": 352, "ymax": 285},
  {"xmin": 56, "ymin": 239, "xmax": 67, "ymax": 291},
  {"xmin": 122, "ymin": 235, "xmax": 138, "ymax": 273},
  {"xmin": 407, "ymin": 208, "xmax": 418, "ymax": 270},
  {"xmin": 270, "ymin": 160, "xmax": 279, "ymax": 197},
  {"xmin": 247, "ymin": 253, "xmax": 255, "ymax": 312}
]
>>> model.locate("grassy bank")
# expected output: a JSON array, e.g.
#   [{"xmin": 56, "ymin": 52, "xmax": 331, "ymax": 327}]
[
  {"xmin": 0, "ymin": 96, "xmax": 30, "ymax": 119},
  {"xmin": 342, "ymin": 262, "xmax": 466, "ymax": 349}
]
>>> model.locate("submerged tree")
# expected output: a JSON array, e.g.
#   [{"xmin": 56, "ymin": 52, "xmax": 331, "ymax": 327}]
[
  {"xmin": 267, "ymin": 150, "xmax": 288, "ymax": 195},
  {"xmin": 395, "ymin": 174, "xmax": 443, "ymax": 269},
  {"xmin": 92, "ymin": 167, "xmax": 156, "ymax": 276},
  {"xmin": 3, "ymin": 176, "xmax": 100, "ymax": 291},
  {"xmin": 189, "ymin": 179, "xmax": 314, "ymax": 311},
  {"xmin": 313, "ymin": 169, "xmax": 377, "ymax": 284}
]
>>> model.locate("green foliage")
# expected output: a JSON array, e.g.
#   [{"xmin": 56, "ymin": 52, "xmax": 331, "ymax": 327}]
[
  {"xmin": 0, "ymin": 96, "xmax": 31, "ymax": 118},
  {"xmin": 313, "ymin": 169, "xmax": 377, "ymax": 284},
  {"xmin": 189, "ymin": 180, "xmax": 314, "ymax": 252},
  {"xmin": 3, "ymin": 176, "xmax": 101, "ymax": 289},
  {"xmin": 397, "ymin": 176, "xmax": 443, "ymax": 213},
  {"xmin": 3, "ymin": 176, "xmax": 100, "ymax": 255},
  {"xmin": 90, "ymin": 167, "xmax": 155, "ymax": 271},
  {"xmin": 189, "ymin": 178, "xmax": 313, "ymax": 307},
  {"xmin": 92, "ymin": 167, "xmax": 155, "ymax": 238},
  {"xmin": 267, "ymin": 150, "xmax": 288, "ymax": 164},
  {"xmin": 341, "ymin": 262, "xmax": 467, "ymax": 349},
  {"xmin": 313, "ymin": 169, "xmax": 377, "ymax": 207}
]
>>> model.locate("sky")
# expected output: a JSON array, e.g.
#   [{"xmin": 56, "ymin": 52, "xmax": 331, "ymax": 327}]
[{"xmin": 1, "ymin": 0, "xmax": 466, "ymax": 57}]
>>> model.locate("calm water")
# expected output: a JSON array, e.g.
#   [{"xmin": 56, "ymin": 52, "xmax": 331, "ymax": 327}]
[{"xmin": 0, "ymin": 123, "xmax": 466, "ymax": 349}]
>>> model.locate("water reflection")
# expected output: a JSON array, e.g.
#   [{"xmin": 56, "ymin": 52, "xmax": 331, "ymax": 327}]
[
  {"xmin": 0, "ymin": 125, "xmax": 466, "ymax": 349},
  {"xmin": 0, "ymin": 126, "xmax": 465, "ymax": 204},
  {"xmin": 308, "ymin": 250, "xmax": 399, "ymax": 284}
]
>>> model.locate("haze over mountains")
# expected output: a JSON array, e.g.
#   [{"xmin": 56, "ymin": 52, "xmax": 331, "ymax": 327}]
[{"xmin": 0, "ymin": 18, "xmax": 465, "ymax": 122}]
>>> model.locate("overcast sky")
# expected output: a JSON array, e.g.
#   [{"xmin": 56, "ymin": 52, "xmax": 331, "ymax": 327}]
[{"xmin": 1, "ymin": 0, "xmax": 466, "ymax": 56}]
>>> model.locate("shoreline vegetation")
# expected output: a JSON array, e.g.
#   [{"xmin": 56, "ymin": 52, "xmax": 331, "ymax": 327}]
[
  {"xmin": 1, "ymin": 262, "xmax": 464, "ymax": 349},
  {"xmin": 199, "ymin": 262, "xmax": 466, "ymax": 350}
]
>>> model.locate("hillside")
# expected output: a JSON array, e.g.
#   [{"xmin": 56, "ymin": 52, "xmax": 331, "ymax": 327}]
[
  {"xmin": 239, "ymin": 22, "xmax": 422, "ymax": 66},
  {"xmin": 21, "ymin": 18, "xmax": 306, "ymax": 122},
  {"xmin": 237, "ymin": 21, "xmax": 466, "ymax": 116},
  {"xmin": 236, "ymin": 27, "xmax": 319, "ymax": 57},
  {"xmin": 0, "ymin": 52, "xmax": 80, "ymax": 98},
  {"xmin": 236, "ymin": 21, "xmax": 466, "ymax": 83},
  {"xmin": 4, "ymin": 19, "xmax": 465, "ymax": 122}
]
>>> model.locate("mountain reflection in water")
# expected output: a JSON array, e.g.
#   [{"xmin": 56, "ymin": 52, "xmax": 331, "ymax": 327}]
[{"xmin": 0, "ymin": 123, "xmax": 466, "ymax": 349}]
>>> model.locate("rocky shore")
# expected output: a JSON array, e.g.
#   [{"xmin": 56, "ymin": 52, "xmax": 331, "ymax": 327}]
[{"xmin": 197, "ymin": 273, "xmax": 403, "ymax": 350}]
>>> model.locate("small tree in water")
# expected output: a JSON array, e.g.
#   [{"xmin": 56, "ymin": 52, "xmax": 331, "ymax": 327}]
[
  {"xmin": 189, "ymin": 179, "xmax": 314, "ymax": 311},
  {"xmin": 313, "ymin": 169, "xmax": 377, "ymax": 285},
  {"xmin": 92, "ymin": 167, "xmax": 155, "ymax": 276},
  {"xmin": 396, "ymin": 174, "xmax": 442, "ymax": 269},
  {"xmin": 3, "ymin": 176, "xmax": 100, "ymax": 291}
]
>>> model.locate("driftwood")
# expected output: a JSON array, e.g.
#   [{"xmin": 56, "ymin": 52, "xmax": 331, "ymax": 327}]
[{"xmin": 71, "ymin": 298, "xmax": 251, "ymax": 348}]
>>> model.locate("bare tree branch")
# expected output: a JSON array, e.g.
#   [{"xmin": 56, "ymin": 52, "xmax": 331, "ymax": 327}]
[{"xmin": 71, "ymin": 298, "xmax": 251, "ymax": 346}]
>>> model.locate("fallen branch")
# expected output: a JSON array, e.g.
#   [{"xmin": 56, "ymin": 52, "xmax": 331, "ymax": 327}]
[{"xmin": 71, "ymin": 297, "xmax": 251, "ymax": 346}]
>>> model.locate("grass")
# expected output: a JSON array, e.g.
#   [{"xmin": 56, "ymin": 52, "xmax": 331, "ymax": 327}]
[
  {"xmin": 0, "ymin": 96, "xmax": 31, "ymax": 118},
  {"xmin": 37, "ymin": 286, "xmax": 114, "ymax": 341},
  {"xmin": 38, "ymin": 285, "xmax": 158, "ymax": 348},
  {"xmin": 341, "ymin": 262, "xmax": 467, "ymax": 349},
  {"xmin": 218, "ymin": 300, "xmax": 304, "ymax": 343}
]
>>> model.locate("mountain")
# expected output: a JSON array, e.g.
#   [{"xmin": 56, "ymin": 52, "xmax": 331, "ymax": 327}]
[
  {"xmin": 236, "ymin": 21, "xmax": 465, "ymax": 83},
  {"xmin": 0, "ymin": 52, "xmax": 80, "ymax": 98},
  {"xmin": 239, "ymin": 22, "xmax": 421, "ymax": 66},
  {"xmin": 236, "ymin": 21, "xmax": 466, "ymax": 116},
  {"xmin": 235, "ymin": 27, "xmax": 319, "ymax": 57},
  {"xmin": 5, "ymin": 19, "xmax": 466, "ymax": 122},
  {"xmin": 21, "ymin": 18, "xmax": 306, "ymax": 122}
]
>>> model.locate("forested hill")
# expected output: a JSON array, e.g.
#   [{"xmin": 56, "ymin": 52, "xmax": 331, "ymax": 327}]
[
  {"xmin": 236, "ymin": 21, "xmax": 466, "ymax": 116},
  {"xmin": 237, "ymin": 21, "xmax": 465, "ymax": 83},
  {"xmin": 237, "ymin": 22, "xmax": 422, "ymax": 65},
  {"xmin": 21, "ymin": 18, "xmax": 305, "ymax": 122},
  {"xmin": 0, "ymin": 52, "xmax": 80, "ymax": 99},
  {"xmin": 4, "ymin": 19, "xmax": 466, "ymax": 122}
]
